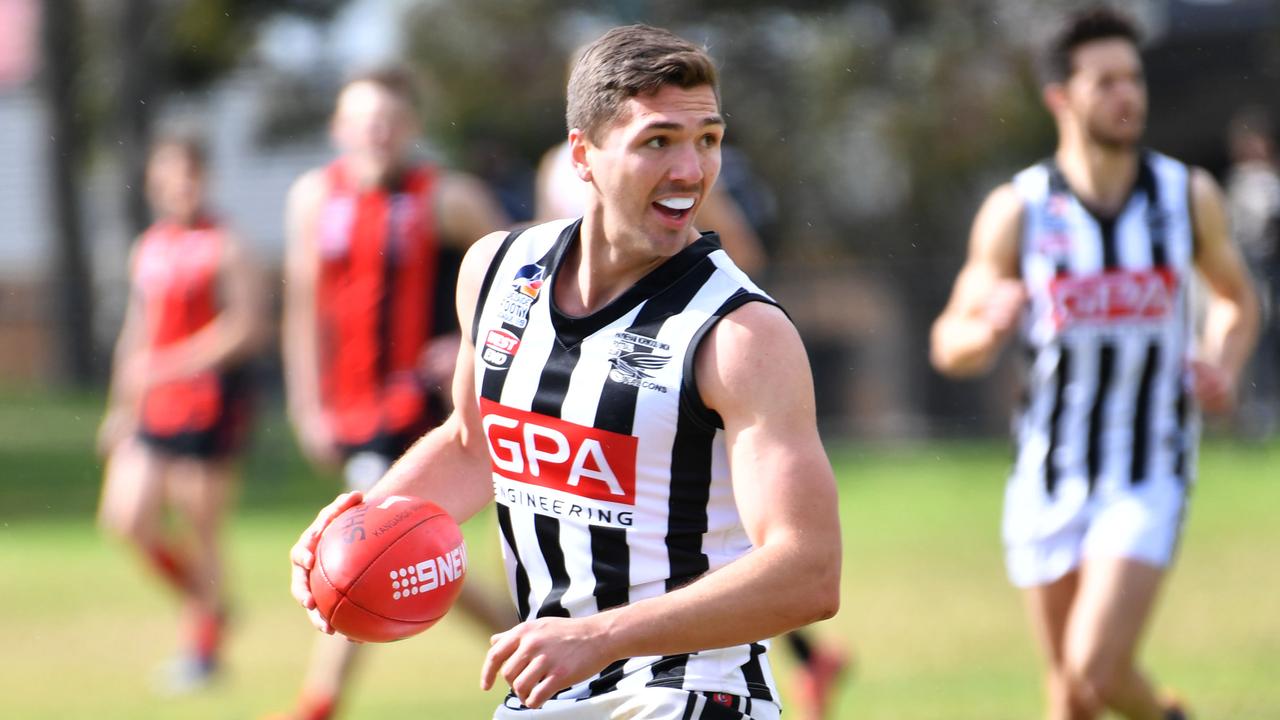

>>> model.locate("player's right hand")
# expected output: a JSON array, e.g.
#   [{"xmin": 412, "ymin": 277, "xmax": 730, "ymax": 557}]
[
  {"xmin": 290, "ymin": 491, "xmax": 363, "ymax": 633},
  {"xmin": 983, "ymin": 279, "xmax": 1027, "ymax": 336},
  {"xmin": 295, "ymin": 414, "xmax": 341, "ymax": 469},
  {"xmin": 95, "ymin": 408, "xmax": 134, "ymax": 458}
]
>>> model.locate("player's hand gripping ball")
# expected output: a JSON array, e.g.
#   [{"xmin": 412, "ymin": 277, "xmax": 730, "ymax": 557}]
[{"xmin": 310, "ymin": 496, "xmax": 467, "ymax": 642}]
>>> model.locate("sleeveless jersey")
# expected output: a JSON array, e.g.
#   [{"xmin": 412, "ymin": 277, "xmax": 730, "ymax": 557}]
[
  {"xmin": 315, "ymin": 160, "xmax": 441, "ymax": 446},
  {"xmin": 472, "ymin": 219, "xmax": 781, "ymax": 705},
  {"xmin": 133, "ymin": 217, "xmax": 230, "ymax": 435},
  {"xmin": 1012, "ymin": 151, "xmax": 1198, "ymax": 496}
]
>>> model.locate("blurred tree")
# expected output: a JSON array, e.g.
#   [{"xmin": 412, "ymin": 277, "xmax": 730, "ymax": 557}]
[
  {"xmin": 114, "ymin": 0, "xmax": 352, "ymax": 235},
  {"xmin": 43, "ymin": 0, "xmax": 353, "ymax": 385},
  {"xmin": 42, "ymin": 0, "xmax": 94, "ymax": 386}
]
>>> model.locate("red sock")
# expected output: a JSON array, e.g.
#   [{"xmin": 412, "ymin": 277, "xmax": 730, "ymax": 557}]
[
  {"xmin": 295, "ymin": 692, "xmax": 336, "ymax": 720},
  {"xmin": 143, "ymin": 543, "xmax": 193, "ymax": 595},
  {"xmin": 189, "ymin": 606, "xmax": 225, "ymax": 666}
]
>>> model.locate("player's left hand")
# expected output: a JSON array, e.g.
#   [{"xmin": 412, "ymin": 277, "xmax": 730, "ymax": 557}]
[
  {"xmin": 1190, "ymin": 359, "xmax": 1236, "ymax": 415},
  {"xmin": 480, "ymin": 615, "xmax": 615, "ymax": 709}
]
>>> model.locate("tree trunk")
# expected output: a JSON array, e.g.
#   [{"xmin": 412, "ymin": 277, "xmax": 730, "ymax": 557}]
[
  {"xmin": 41, "ymin": 0, "xmax": 95, "ymax": 386},
  {"xmin": 118, "ymin": 0, "xmax": 155, "ymax": 237}
]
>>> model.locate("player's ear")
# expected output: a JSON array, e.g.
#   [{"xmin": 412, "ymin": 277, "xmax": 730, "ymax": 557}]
[
  {"xmin": 568, "ymin": 128, "xmax": 593, "ymax": 182},
  {"xmin": 1042, "ymin": 82, "xmax": 1067, "ymax": 115}
]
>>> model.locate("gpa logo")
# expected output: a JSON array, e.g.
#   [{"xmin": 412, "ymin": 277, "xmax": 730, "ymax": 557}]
[
  {"xmin": 607, "ymin": 332, "xmax": 672, "ymax": 392},
  {"xmin": 1050, "ymin": 268, "xmax": 1178, "ymax": 329},
  {"xmin": 482, "ymin": 328, "xmax": 521, "ymax": 370},
  {"xmin": 480, "ymin": 398, "xmax": 638, "ymax": 504}
]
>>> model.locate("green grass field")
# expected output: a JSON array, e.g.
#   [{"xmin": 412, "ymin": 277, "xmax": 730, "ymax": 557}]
[{"xmin": 1, "ymin": 390, "xmax": 1277, "ymax": 718}]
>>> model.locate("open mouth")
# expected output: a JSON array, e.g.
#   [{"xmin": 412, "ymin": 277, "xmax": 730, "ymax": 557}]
[{"xmin": 653, "ymin": 196, "xmax": 695, "ymax": 221}]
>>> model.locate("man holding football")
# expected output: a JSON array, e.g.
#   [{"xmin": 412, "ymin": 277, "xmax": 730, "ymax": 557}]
[{"xmin": 289, "ymin": 24, "xmax": 842, "ymax": 720}]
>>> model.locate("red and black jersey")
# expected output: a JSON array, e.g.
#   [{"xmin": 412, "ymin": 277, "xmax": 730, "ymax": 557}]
[
  {"xmin": 133, "ymin": 217, "xmax": 231, "ymax": 438},
  {"xmin": 315, "ymin": 160, "xmax": 444, "ymax": 447}
]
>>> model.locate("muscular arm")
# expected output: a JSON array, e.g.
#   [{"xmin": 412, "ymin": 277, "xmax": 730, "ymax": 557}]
[
  {"xmin": 1190, "ymin": 167, "xmax": 1260, "ymax": 412},
  {"xmin": 281, "ymin": 169, "xmax": 336, "ymax": 465},
  {"xmin": 98, "ymin": 245, "xmax": 148, "ymax": 454},
  {"xmin": 482, "ymin": 302, "xmax": 842, "ymax": 708},
  {"xmin": 930, "ymin": 183, "xmax": 1026, "ymax": 377}
]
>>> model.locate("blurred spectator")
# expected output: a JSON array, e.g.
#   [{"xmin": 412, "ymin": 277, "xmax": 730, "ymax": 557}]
[{"xmin": 1225, "ymin": 107, "xmax": 1280, "ymax": 438}]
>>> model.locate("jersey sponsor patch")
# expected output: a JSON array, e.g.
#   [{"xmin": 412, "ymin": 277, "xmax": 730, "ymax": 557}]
[
  {"xmin": 1050, "ymin": 268, "xmax": 1177, "ymax": 329},
  {"xmin": 497, "ymin": 264, "xmax": 545, "ymax": 328},
  {"xmin": 481, "ymin": 328, "xmax": 521, "ymax": 370},
  {"xmin": 607, "ymin": 331, "xmax": 672, "ymax": 392},
  {"xmin": 480, "ymin": 398, "xmax": 637, "ymax": 505}
]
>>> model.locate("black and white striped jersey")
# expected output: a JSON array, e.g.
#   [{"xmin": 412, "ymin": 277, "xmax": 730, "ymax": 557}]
[
  {"xmin": 472, "ymin": 218, "xmax": 782, "ymax": 704},
  {"xmin": 1012, "ymin": 150, "xmax": 1199, "ymax": 496}
]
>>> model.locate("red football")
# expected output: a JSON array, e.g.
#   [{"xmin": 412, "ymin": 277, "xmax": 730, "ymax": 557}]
[{"xmin": 310, "ymin": 496, "xmax": 467, "ymax": 643}]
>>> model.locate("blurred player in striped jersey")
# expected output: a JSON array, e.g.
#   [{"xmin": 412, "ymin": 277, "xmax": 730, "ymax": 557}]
[{"xmin": 932, "ymin": 7, "xmax": 1257, "ymax": 719}]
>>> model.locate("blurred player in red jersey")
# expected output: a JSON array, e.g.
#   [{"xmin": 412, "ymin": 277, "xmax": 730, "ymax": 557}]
[
  {"xmin": 273, "ymin": 66, "xmax": 516, "ymax": 720},
  {"xmin": 97, "ymin": 134, "xmax": 268, "ymax": 693}
]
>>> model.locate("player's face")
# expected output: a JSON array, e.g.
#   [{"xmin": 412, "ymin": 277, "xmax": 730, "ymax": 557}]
[
  {"xmin": 1063, "ymin": 38, "xmax": 1147, "ymax": 149},
  {"xmin": 331, "ymin": 82, "xmax": 416, "ymax": 172},
  {"xmin": 145, "ymin": 145, "xmax": 205, "ymax": 224},
  {"xmin": 579, "ymin": 84, "xmax": 723, "ymax": 258}
]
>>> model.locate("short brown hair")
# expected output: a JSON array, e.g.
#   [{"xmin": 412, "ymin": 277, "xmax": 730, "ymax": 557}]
[
  {"xmin": 566, "ymin": 24, "xmax": 719, "ymax": 142},
  {"xmin": 1041, "ymin": 6, "xmax": 1141, "ymax": 84},
  {"xmin": 340, "ymin": 64, "xmax": 422, "ymax": 113},
  {"xmin": 148, "ymin": 133, "xmax": 207, "ymax": 172}
]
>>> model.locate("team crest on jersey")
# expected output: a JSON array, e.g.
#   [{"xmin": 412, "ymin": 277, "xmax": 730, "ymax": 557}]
[
  {"xmin": 481, "ymin": 328, "xmax": 521, "ymax": 370},
  {"xmin": 497, "ymin": 264, "xmax": 545, "ymax": 328},
  {"xmin": 512, "ymin": 263, "xmax": 545, "ymax": 298},
  {"xmin": 607, "ymin": 331, "xmax": 672, "ymax": 392}
]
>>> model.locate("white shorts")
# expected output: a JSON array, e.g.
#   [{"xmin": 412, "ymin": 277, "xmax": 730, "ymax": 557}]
[
  {"xmin": 343, "ymin": 451, "xmax": 391, "ymax": 492},
  {"xmin": 1002, "ymin": 472, "xmax": 1188, "ymax": 588},
  {"xmin": 492, "ymin": 688, "xmax": 779, "ymax": 720}
]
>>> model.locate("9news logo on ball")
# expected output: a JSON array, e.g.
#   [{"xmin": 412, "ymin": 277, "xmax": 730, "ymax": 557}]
[{"xmin": 310, "ymin": 496, "xmax": 467, "ymax": 643}]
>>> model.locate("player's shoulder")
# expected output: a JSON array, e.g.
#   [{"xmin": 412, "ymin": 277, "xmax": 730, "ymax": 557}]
[
  {"xmin": 460, "ymin": 229, "xmax": 514, "ymax": 277},
  {"xmin": 435, "ymin": 170, "xmax": 492, "ymax": 204},
  {"xmin": 976, "ymin": 182, "xmax": 1025, "ymax": 228},
  {"xmin": 287, "ymin": 166, "xmax": 331, "ymax": 207},
  {"xmin": 704, "ymin": 300, "xmax": 798, "ymax": 371}
]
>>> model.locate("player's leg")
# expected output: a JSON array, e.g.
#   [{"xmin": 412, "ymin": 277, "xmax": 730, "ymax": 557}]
[
  {"xmin": 785, "ymin": 629, "xmax": 849, "ymax": 720},
  {"xmin": 1061, "ymin": 556, "xmax": 1167, "ymax": 719},
  {"xmin": 98, "ymin": 438, "xmax": 191, "ymax": 594},
  {"xmin": 1023, "ymin": 570, "xmax": 1093, "ymax": 720},
  {"xmin": 166, "ymin": 456, "xmax": 237, "ymax": 675},
  {"xmin": 269, "ymin": 451, "xmax": 382, "ymax": 720},
  {"xmin": 283, "ymin": 634, "xmax": 362, "ymax": 720}
]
